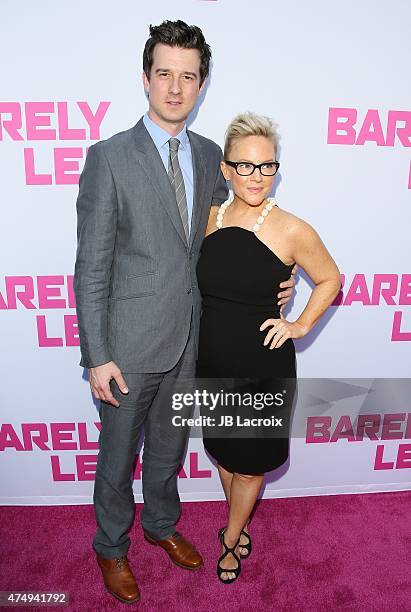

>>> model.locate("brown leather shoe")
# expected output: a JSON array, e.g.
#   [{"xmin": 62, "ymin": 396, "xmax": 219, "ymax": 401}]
[
  {"xmin": 96, "ymin": 554, "xmax": 140, "ymax": 604},
  {"xmin": 144, "ymin": 531, "xmax": 203, "ymax": 570}
]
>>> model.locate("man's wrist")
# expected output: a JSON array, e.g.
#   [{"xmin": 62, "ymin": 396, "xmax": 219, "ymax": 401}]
[{"xmin": 80, "ymin": 352, "xmax": 112, "ymax": 369}]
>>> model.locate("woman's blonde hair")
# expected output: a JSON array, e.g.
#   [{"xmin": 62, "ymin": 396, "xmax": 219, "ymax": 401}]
[{"xmin": 223, "ymin": 111, "xmax": 280, "ymax": 158}]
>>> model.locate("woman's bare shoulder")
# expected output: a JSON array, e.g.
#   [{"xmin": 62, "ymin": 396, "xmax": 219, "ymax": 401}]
[
  {"xmin": 205, "ymin": 204, "xmax": 220, "ymax": 236},
  {"xmin": 272, "ymin": 204, "xmax": 316, "ymax": 237}
]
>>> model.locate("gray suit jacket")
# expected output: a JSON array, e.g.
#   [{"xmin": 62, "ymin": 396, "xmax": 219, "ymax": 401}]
[{"xmin": 74, "ymin": 117, "xmax": 228, "ymax": 372}]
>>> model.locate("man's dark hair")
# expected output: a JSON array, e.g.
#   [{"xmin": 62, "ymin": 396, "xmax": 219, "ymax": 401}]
[{"xmin": 143, "ymin": 20, "xmax": 211, "ymax": 87}]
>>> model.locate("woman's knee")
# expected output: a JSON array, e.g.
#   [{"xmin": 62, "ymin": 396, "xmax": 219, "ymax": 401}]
[{"xmin": 234, "ymin": 472, "xmax": 264, "ymax": 482}]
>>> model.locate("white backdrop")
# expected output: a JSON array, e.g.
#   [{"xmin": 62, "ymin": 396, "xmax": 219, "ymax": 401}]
[{"xmin": 0, "ymin": 0, "xmax": 410, "ymax": 504}]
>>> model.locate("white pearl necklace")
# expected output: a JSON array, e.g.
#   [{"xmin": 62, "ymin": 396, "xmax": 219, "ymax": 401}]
[{"xmin": 216, "ymin": 196, "xmax": 277, "ymax": 233}]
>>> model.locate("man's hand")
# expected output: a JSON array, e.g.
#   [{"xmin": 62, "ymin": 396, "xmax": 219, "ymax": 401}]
[
  {"xmin": 89, "ymin": 361, "xmax": 129, "ymax": 408},
  {"xmin": 277, "ymin": 264, "xmax": 297, "ymax": 315}
]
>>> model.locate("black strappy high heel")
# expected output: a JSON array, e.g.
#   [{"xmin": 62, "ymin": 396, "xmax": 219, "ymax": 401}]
[
  {"xmin": 219, "ymin": 525, "xmax": 252, "ymax": 560},
  {"xmin": 239, "ymin": 529, "xmax": 252, "ymax": 559},
  {"xmin": 217, "ymin": 527, "xmax": 241, "ymax": 584}
]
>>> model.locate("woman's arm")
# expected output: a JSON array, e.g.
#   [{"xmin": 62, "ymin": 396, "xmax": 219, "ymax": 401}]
[
  {"xmin": 261, "ymin": 219, "xmax": 341, "ymax": 348},
  {"xmin": 290, "ymin": 219, "xmax": 341, "ymax": 333}
]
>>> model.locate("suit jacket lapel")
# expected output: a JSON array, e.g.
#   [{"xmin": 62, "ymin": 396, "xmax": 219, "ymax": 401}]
[
  {"xmin": 188, "ymin": 131, "xmax": 206, "ymax": 248},
  {"xmin": 132, "ymin": 118, "xmax": 187, "ymax": 246}
]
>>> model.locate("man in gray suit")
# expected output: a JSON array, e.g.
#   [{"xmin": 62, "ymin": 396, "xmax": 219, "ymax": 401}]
[{"xmin": 74, "ymin": 20, "xmax": 293, "ymax": 603}]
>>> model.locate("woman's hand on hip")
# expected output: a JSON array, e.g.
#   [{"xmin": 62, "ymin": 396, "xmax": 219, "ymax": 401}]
[{"xmin": 260, "ymin": 318, "xmax": 308, "ymax": 349}]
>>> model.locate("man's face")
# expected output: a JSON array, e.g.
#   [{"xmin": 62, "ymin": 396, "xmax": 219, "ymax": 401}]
[{"xmin": 143, "ymin": 43, "xmax": 205, "ymax": 131}]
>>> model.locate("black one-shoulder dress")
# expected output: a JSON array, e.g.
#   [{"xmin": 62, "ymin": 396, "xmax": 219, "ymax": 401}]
[{"xmin": 196, "ymin": 224, "xmax": 296, "ymax": 474}]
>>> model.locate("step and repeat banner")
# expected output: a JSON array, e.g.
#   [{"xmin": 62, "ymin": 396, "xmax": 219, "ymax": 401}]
[{"xmin": 1, "ymin": 0, "xmax": 410, "ymax": 504}]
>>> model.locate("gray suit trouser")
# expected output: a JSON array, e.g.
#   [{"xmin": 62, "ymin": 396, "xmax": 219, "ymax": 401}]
[{"xmin": 92, "ymin": 325, "xmax": 196, "ymax": 559}]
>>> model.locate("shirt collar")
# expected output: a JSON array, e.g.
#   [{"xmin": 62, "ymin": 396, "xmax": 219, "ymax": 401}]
[{"xmin": 143, "ymin": 113, "xmax": 190, "ymax": 151}]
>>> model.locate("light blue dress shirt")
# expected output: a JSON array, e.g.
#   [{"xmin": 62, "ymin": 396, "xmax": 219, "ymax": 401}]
[{"xmin": 143, "ymin": 113, "xmax": 194, "ymax": 233}]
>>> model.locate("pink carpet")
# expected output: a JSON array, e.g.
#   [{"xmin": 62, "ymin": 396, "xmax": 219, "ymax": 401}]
[{"xmin": 1, "ymin": 492, "xmax": 410, "ymax": 611}]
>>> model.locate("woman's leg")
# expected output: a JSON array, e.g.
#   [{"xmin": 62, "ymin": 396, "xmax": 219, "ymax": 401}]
[
  {"xmin": 217, "ymin": 464, "xmax": 252, "ymax": 557},
  {"xmin": 218, "ymin": 472, "xmax": 264, "ymax": 580},
  {"xmin": 217, "ymin": 463, "xmax": 234, "ymax": 503}
]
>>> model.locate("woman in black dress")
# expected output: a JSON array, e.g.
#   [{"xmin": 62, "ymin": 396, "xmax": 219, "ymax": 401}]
[{"xmin": 196, "ymin": 112, "xmax": 341, "ymax": 583}]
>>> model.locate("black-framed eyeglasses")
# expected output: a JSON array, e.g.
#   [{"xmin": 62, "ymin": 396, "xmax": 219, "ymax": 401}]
[{"xmin": 224, "ymin": 160, "xmax": 280, "ymax": 176}]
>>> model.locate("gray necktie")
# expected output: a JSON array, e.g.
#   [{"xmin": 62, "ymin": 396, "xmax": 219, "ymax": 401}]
[{"xmin": 168, "ymin": 138, "xmax": 189, "ymax": 242}]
